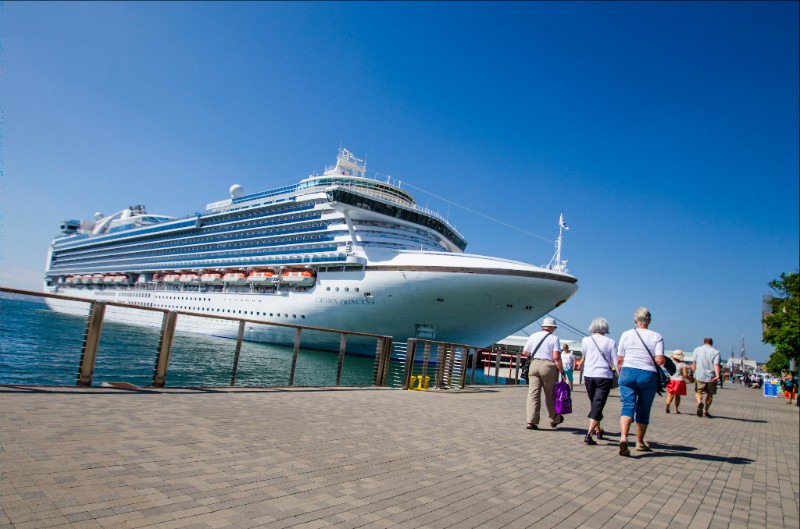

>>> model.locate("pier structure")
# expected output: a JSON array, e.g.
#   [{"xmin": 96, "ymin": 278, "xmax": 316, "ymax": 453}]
[{"xmin": 1, "ymin": 382, "xmax": 797, "ymax": 528}]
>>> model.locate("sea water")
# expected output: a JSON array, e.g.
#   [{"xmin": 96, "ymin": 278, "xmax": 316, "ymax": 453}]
[{"xmin": 0, "ymin": 296, "xmax": 383, "ymax": 387}]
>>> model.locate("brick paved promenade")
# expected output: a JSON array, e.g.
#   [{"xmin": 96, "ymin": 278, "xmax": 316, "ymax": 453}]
[{"xmin": 1, "ymin": 382, "xmax": 797, "ymax": 529}]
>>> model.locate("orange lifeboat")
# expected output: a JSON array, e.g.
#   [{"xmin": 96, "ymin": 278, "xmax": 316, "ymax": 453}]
[
  {"xmin": 247, "ymin": 270, "xmax": 276, "ymax": 283},
  {"xmin": 103, "ymin": 275, "xmax": 116, "ymax": 284},
  {"xmin": 179, "ymin": 273, "xmax": 199, "ymax": 284},
  {"xmin": 200, "ymin": 272, "xmax": 223, "ymax": 285},
  {"xmin": 222, "ymin": 272, "xmax": 248, "ymax": 285},
  {"xmin": 163, "ymin": 273, "xmax": 181, "ymax": 284},
  {"xmin": 113, "ymin": 275, "xmax": 129, "ymax": 284},
  {"xmin": 91, "ymin": 274, "xmax": 105, "ymax": 284},
  {"xmin": 81, "ymin": 274, "xmax": 93, "ymax": 284},
  {"xmin": 281, "ymin": 270, "xmax": 316, "ymax": 286}
]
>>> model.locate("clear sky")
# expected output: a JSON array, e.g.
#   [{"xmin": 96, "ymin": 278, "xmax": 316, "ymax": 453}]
[{"xmin": 1, "ymin": 2, "xmax": 797, "ymax": 362}]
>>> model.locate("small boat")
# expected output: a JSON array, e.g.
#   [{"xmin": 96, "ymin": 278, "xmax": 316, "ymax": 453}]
[
  {"xmin": 179, "ymin": 273, "xmax": 199, "ymax": 284},
  {"xmin": 281, "ymin": 270, "xmax": 316, "ymax": 286},
  {"xmin": 247, "ymin": 270, "xmax": 276, "ymax": 283},
  {"xmin": 81, "ymin": 274, "xmax": 93, "ymax": 284},
  {"xmin": 113, "ymin": 275, "xmax": 129, "ymax": 284},
  {"xmin": 103, "ymin": 275, "xmax": 116, "ymax": 284},
  {"xmin": 163, "ymin": 274, "xmax": 181, "ymax": 284},
  {"xmin": 222, "ymin": 272, "xmax": 248, "ymax": 285},
  {"xmin": 91, "ymin": 274, "xmax": 105, "ymax": 284},
  {"xmin": 200, "ymin": 273, "xmax": 223, "ymax": 285}
]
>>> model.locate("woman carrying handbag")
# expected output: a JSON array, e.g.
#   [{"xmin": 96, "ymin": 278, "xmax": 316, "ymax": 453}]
[{"xmin": 580, "ymin": 317, "xmax": 618, "ymax": 445}]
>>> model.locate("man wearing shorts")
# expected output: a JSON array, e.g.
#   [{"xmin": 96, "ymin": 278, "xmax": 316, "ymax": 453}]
[{"xmin": 693, "ymin": 338, "xmax": 721, "ymax": 418}]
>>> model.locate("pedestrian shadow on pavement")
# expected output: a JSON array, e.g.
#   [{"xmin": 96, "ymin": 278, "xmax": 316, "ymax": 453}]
[{"xmin": 636, "ymin": 442, "xmax": 754, "ymax": 464}]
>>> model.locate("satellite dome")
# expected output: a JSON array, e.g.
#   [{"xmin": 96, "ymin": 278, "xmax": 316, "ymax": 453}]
[
  {"xmin": 94, "ymin": 212, "xmax": 105, "ymax": 220},
  {"xmin": 229, "ymin": 184, "xmax": 245, "ymax": 198}
]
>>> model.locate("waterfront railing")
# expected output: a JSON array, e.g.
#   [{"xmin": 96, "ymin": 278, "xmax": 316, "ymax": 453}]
[{"xmin": 0, "ymin": 287, "xmax": 501, "ymax": 390}]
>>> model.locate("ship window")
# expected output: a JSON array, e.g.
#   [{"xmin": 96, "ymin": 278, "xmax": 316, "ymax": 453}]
[
  {"xmin": 326, "ymin": 287, "xmax": 330, "ymax": 291},
  {"xmin": 345, "ymin": 287, "xmax": 349, "ymax": 292},
  {"xmin": 335, "ymin": 287, "xmax": 340, "ymax": 292},
  {"xmin": 355, "ymin": 288, "xmax": 359, "ymax": 292}
]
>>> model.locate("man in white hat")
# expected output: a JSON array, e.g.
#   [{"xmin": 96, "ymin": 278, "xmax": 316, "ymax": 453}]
[{"xmin": 523, "ymin": 317, "xmax": 566, "ymax": 430}]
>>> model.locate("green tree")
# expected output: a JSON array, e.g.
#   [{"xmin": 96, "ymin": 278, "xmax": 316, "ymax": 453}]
[{"xmin": 763, "ymin": 272, "xmax": 800, "ymax": 374}]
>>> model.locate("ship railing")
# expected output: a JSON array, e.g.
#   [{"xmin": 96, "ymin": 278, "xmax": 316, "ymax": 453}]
[{"xmin": 0, "ymin": 287, "xmax": 394, "ymax": 389}]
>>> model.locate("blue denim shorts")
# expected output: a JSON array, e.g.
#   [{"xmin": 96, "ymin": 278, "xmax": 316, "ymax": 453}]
[{"xmin": 619, "ymin": 367, "xmax": 658, "ymax": 424}]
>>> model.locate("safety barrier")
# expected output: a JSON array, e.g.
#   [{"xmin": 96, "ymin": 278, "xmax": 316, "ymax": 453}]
[{"xmin": 1, "ymin": 287, "xmax": 393, "ymax": 388}]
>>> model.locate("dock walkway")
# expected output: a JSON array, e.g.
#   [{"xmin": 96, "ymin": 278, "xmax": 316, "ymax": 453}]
[{"xmin": 1, "ymin": 383, "xmax": 798, "ymax": 529}]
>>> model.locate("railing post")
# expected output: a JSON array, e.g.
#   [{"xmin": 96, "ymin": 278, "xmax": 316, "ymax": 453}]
[
  {"xmin": 153, "ymin": 311, "xmax": 177, "ymax": 388},
  {"xmin": 380, "ymin": 338, "xmax": 393, "ymax": 386},
  {"xmin": 288, "ymin": 327, "xmax": 302, "ymax": 386},
  {"xmin": 494, "ymin": 348, "xmax": 501, "ymax": 385},
  {"xmin": 457, "ymin": 346, "xmax": 468, "ymax": 389},
  {"xmin": 403, "ymin": 339, "xmax": 417, "ymax": 390},
  {"xmin": 335, "ymin": 333, "xmax": 348, "ymax": 386},
  {"xmin": 76, "ymin": 301, "xmax": 106, "ymax": 386},
  {"xmin": 230, "ymin": 320, "xmax": 246, "ymax": 386},
  {"xmin": 469, "ymin": 347, "xmax": 479, "ymax": 385},
  {"xmin": 515, "ymin": 352, "xmax": 523, "ymax": 384}
]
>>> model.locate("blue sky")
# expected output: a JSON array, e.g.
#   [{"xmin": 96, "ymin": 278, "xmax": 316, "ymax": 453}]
[{"xmin": 1, "ymin": 2, "xmax": 797, "ymax": 362}]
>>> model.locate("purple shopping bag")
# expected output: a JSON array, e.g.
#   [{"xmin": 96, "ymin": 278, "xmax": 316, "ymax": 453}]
[{"xmin": 555, "ymin": 380, "xmax": 572, "ymax": 415}]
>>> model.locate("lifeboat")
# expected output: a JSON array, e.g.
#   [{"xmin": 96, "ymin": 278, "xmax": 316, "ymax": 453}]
[
  {"xmin": 113, "ymin": 275, "xmax": 129, "ymax": 284},
  {"xmin": 103, "ymin": 275, "xmax": 116, "ymax": 284},
  {"xmin": 91, "ymin": 274, "xmax": 105, "ymax": 284},
  {"xmin": 163, "ymin": 274, "xmax": 181, "ymax": 284},
  {"xmin": 247, "ymin": 270, "xmax": 276, "ymax": 283},
  {"xmin": 222, "ymin": 272, "xmax": 248, "ymax": 285},
  {"xmin": 200, "ymin": 273, "xmax": 223, "ymax": 285},
  {"xmin": 81, "ymin": 274, "xmax": 93, "ymax": 284},
  {"xmin": 152, "ymin": 273, "xmax": 162, "ymax": 282},
  {"xmin": 66, "ymin": 276, "xmax": 79, "ymax": 284},
  {"xmin": 179, "ymin": 273, "xmax": 199, "ymax": 284},
  {"xmin": 281, "ymin": 270, "xmax": 316, "ymax": 287}
]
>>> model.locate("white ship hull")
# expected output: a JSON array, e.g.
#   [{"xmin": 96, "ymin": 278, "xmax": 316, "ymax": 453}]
[{"xmin": 45, "ymin": 250, "xmax": 577, "ymax": 355}]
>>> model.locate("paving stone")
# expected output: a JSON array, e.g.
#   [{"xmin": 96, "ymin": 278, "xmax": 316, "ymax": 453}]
[{"xmin": 0, "ymin": 384, "xmax": 797, "ymax": 528}]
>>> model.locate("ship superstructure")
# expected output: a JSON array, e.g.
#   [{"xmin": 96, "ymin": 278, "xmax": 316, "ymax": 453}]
[{"xmin": 44, "ymin": 148, "xmax": 578, "ymax": 352}]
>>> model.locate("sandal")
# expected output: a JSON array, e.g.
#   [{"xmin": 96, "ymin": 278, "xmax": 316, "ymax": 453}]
[
  {"xmin": 619, "ymin": 441, "xmax": 630, "ymax": 457},
  {"xmin": 635, "ymin": 443, "xmax": 652, "ymax": 452},
  {"xmin": 526, "ymin": 423, "xmax": 538, "ymax": 430}
]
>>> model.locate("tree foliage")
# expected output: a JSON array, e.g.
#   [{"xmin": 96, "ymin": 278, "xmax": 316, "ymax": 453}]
[{"xmin": 763, "ymin": 272, "xmax": 800, "ymax": 374}]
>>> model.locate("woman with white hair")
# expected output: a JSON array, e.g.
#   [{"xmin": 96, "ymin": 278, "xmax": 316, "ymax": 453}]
[
  {"xmin": 616, "ymin": 307, "xmax": 666, "ymax": 456},
  {"xmin": 580, "ymin": 317, "xmax": 618, "ymax": 445}
]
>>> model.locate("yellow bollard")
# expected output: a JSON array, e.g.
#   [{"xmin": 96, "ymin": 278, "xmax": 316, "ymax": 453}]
[
  {"xmin": 408, "ymin": 375, "xmax": 418, "ymax": 390},
  {"xmin": 421, "ymin": 376, "xmax": 430, "ymax": 390}
]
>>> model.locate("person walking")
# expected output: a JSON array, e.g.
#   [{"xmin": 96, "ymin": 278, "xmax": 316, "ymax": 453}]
[
  {"xmin": 665, "ymin": 350, "xmax": 691, "ymax": 414},
  {"xmin": 580, "ymin": 317, "xmax": 618, "ymax": 445},
  {"xmin": 784, "ymin": 370, "xmax": 797, "ymax": 405},
  {"xmin": 562, "ymin": 344, "xmax": 576, "ymax": 390},
  {"xmin": 692, "ymin": 338, "xmax": 721, "ymax": 418},
  {"xmin": 616, "ymin": 307, "xmax": 665, "ymax": 456},
  {"xmin": 524, "ymin": 317, "xmax": 566, "ymax": 430}
]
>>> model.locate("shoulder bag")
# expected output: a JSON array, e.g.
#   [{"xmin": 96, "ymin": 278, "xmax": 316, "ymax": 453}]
[
  {"xmin": 519, "ymin": 332, "xmax": 551, "ymax": 382},
  {"xmin": 634, "ymin": 329, "xmax": 669, "ymax": 396},
  {"xmin": 590, "ymin": 334, "xmax": 618, "ymax": 389}
]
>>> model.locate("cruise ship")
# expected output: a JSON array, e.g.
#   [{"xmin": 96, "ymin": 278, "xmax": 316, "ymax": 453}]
[{"xmin": 44, "ymin": 149, "xmax": 578, "ymax": 354}]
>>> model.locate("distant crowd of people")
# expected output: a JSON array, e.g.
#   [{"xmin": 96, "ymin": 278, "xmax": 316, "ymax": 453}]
[{"xmin": 522, "ymin": 307, "xmax": 731, "ymax": 457}]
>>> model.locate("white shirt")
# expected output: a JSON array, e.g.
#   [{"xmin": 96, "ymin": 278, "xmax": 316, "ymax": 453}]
[
  {"xmin": 523, "ymin": 330, "xmax": 561, "ymax": 361},
  {"xmin": 618, "ymin": 327, "xmax": 664, "ymax": 372},
  {"xmin": 561, "ymin": 352, "xmax": 575, "ymax": 370},
  {"xmin": 670, "ymin": 361, "xmax": 687, "ymax": 381},
  {"xmin": 693, "ymin": 344, "xmax": 720, "ymax": 382},
  {"xmin": 580, "ymin": 333, "xmax": 618, "ymax": 379}
]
